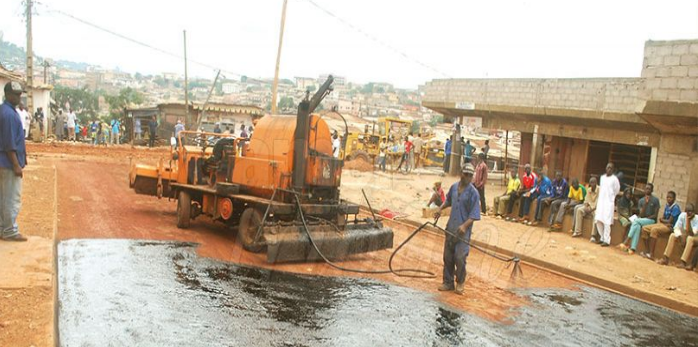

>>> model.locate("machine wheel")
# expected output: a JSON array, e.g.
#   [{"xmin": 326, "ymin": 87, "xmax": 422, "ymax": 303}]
[
  {"xmin": 176, "ymin": 191, "xmax": 192, "ymax": 229},
  {"xmin": 238, "ymin": 208, "xmax": 264, "ymax": 253},
  {"xmin": 350, "ymin": 150, "xmax": 370, "ymax": 163}
]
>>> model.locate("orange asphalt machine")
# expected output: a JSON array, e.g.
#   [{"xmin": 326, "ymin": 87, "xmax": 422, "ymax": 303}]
[{"xmin": 129, "ymin": 76, "xmax": 394, "ymax": 263}]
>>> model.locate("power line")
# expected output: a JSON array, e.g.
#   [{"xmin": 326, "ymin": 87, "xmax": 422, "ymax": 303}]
[
  {"xmin": 302, "ymin": 0, "xmax": 450, "ymax": 78},
  {"xmin": 39, "ymin": 3, "xmax": 256, "ymax": 81}
]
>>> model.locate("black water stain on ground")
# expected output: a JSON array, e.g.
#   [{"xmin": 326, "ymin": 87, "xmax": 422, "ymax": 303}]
[{"xmin": 58, "ymin": 239, "xmax": 698, "ymax": 347}]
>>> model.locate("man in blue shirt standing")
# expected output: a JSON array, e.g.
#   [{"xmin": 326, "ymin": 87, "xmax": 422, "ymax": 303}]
[
  {"xmin": 434, "ymin": 163, "xmax": 481, "ymax": 295},
  {"xmin": 443, "ymin": 138, "xmax": 451, "ymax": 174},
  {"xmin": 0, "ymin": 82, "xmax": 28, "ymax": 241}
]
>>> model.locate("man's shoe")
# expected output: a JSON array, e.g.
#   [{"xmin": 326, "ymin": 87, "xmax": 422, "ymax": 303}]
[
  {"xmin": 2, "ymin": 233, "xmax": 28, "ymax": 242},
  {"xmin": 437, "ymin": 284, "xmax": 454, "ymax": 292},
  {"xmin": 571, "ymin": 232, "xmax": 581, "ymax": 238},
  {"xmin": 454, "ymin": 282, "xmax": 465, "ymax": 295},
  {"xmin": 656, "ymin": 258, "xmax": 668, "ymax": 266},
  {"xmin": 618, "ymin": 244, "xmax": 628, "ymax": 251},
  {"xmin": 600, "ymin": 242, "xmax": 610, "ymax": 247}
]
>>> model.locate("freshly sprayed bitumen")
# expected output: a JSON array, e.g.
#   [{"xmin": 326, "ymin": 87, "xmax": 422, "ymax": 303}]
[{"xmin": 58, "ymin": 240, "xmax": 698, "ymax": 347}]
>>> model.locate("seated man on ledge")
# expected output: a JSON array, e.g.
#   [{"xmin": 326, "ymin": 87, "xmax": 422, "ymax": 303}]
[
  {"xmin": 571, "ymin": 177, "xmax": 597, "ymax": 237},
  {"xmin": 493, "ymin": 168, "xmax": 520, "ymax": 218},
  {"xmin": 640, "ymin": 190, "xmax": 681, "ymax": 260},
  {"xmin": 550, "ymin": 177, "xmax": 586, "ymax": 232},
  {"xmin": 657, "ymin": 203, "xmax": 697, "ymax": 268}
]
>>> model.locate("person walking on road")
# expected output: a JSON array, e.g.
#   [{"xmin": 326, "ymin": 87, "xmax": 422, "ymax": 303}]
[
  {"xmin": 0, "ymin": 81, "xmax": 29, "ymax": 241},
  {"xmin": 111, "ymin": 118, "xmax": 121, "ymax": 145},
  {"xmin": 412, "ymin": 133, "xmax": 423, "ymax": 169},
  {"xmin": 66, "ymin": 109, "xmax": 77, "ymax": 142},
  {"xmin": 593, "ymin": 163, "xmax": 621, "ymax": 247},
  {"xmin": 434, "ymin": 163, "xmax": 481, "ymax": 295},
  {"xmin": 148, "ymin": 115, "xmax": 158, "ymax": 148}
]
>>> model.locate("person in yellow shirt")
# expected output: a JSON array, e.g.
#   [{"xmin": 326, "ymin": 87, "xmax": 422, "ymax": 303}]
[
  {"xmin": 550, "ymin": 178, "xmax": 586, "ymax": 231},
  {"xmin": 494, "ymin": 168, "xmax": 521, "ymax": 218}
]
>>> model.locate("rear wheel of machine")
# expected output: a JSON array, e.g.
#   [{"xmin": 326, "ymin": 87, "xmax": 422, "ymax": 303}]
[
  {"xmin": 238, "ymin": 208, "xmax": 264, "ymax": 253},
  {"xmin": 176, "ymin": 191, "xmax": 192, "ymax": 229}
]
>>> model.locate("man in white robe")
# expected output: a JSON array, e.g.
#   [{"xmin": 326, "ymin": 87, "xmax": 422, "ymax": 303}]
[{"xmin": 594, "ymin": 163, "xmax": 621, "ymax": 246}]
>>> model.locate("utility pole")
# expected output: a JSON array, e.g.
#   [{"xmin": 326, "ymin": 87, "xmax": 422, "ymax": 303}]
[
  {"xmin": 25, "ymin": 0, "xmax": 34, "ymax": 117},
  {"xmin": 183, "ymin": 30, "xmax": 190, "ymax": 128},
  {"xmin": 270, "ymin": 0, "xmax": 288, "ymax": 115},
  {"xmin": 42, "ymin": 60, "xmax": 50, "ymax": 84},
  {"xmin": 196, "ymin": 70, "xmax": 221, "ymax": 130}
]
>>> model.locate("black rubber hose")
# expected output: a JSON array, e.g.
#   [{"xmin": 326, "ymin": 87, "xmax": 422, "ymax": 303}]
[{"xmin": 289, "ymin": 190, "xmax": 520, "ymax": 279}]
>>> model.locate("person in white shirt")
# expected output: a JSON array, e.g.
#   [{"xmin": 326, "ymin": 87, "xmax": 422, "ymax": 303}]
[
  {"xmin": 67, "ymin": 109, "xmax": 77, "ymax": 141},
  {"xmin": 332, "ymin": 131, "xmax": 340, "ymax": 158},
  {"xmin": 17, "ymin": 104, "xmax": 31, "ymax": 138},
  {"xmin": 593, "ymin": 163, "xmax": 621, "ymax": 246},
  {"xmin": 378, "ymin": 138, "xmax": 388, "ymax": 172},
  {"xmin": 657, "ymin": 203, "xmax": 698, "ymax": 269}
]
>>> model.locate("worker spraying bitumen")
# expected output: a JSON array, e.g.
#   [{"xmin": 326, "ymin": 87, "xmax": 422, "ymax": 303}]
[{"xmin": 434, "ymin": 163, "xmax": 480, "ymax": 295}]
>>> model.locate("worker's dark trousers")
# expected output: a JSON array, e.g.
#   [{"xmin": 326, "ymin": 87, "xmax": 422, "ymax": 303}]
[
  {"xmin": 443, "ymin": 155, "xmax": 450, "ymax": 173},
  {"xmin": 443, "ymin": 236, "xmax": 469, "ymax": 286}
]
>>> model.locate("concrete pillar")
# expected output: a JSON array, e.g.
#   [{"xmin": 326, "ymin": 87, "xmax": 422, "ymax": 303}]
[{"xmin": 448, "ymin": 124, "xmax": 462, "ymax": 176}]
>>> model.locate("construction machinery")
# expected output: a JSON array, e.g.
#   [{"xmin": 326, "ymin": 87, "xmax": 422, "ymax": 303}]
[
  {"xmin": 129, "ymin": 76, "xmax": 393, "ymax": 263},
  {"xmin": 343, "ymin": 117, "xmax": 446, "ymax": 168}
]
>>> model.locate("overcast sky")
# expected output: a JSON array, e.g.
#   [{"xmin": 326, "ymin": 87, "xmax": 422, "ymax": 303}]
[{"xmin": 1, "ymin": 0, "xmax": 697, "ymax": 88}]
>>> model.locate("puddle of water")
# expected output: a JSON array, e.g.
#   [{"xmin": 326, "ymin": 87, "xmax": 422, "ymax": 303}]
[{"xmin": 58, "ymin": 239, "xmax": 698, "ymax": 347}]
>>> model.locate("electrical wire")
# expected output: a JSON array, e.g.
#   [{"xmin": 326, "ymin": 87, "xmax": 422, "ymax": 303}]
[
  {"xmin": 37, "ymin": 3, "xmax": 266, "ymax": 83},
  {"xmin": 302, "ymin": 0, "xmax": 451, "ymax": 78}
]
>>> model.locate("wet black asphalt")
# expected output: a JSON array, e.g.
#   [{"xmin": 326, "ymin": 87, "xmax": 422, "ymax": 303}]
[{"xmin": 58, "ymin": 239, "xmax": 698, "ymax": 347}]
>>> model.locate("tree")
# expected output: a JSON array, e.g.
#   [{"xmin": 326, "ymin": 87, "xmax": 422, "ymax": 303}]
[
  {"xmin": 106, "ymin": 87, "xmax": 144, "ymax": 118},
  {"xmin": 361, "ymin": 83, "xmax": 374, "ymax": 94},
  {"xmin": 278, "ymin": 96, "xmax": 296, "ymax": 111},
  {"xmin": 307, "ymin": 85, "xmax": 317, "ymax": 93},
  {"xmin": 53, "ymin": 86, "xmax": 99, "ymax": 122}
]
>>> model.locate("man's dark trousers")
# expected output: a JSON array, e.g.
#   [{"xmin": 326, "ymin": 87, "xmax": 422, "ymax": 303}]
[{"xmin": 442, "ymin": 236, "xmax": 468, "ymax": 287}]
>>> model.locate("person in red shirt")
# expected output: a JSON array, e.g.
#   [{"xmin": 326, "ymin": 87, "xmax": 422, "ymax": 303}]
[
  {"xmin": 427, "ymin": 181, "xmax": 446, "ymax": 208},
  {"xmin": 396, "ymin": 136, "xmax": 413, "ymax": 173},
  {"xmin": 505, "ymin": 164, "xmax": 537, "ymax": 221},
  {"xmin": 473, "ymin": 153, "xmax": 488, "ymax": 215}
]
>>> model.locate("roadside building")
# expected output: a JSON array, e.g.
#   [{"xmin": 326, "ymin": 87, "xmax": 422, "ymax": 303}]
[
  {"xmin": 127, "ymin": 102, "xmax": 264, "ymax": 141},
  {"xmin": 1, "ymin": 64, "xmax": 53, "ymax": 139},
  {"xmin": 422, "ymin": 39, "xmax": 698, "ymax": 207}
]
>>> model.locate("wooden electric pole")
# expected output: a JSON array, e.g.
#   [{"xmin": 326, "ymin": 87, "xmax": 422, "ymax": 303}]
[
  {"xmin": 183, "ymin": 30, "xmax": 190, "ymax": 128},
  {"xmin": 270, "ymin": 0, "xmax": 288, "ymax": 115},
  {"xmin": 25, "ymin": 0, "xmax": 34, "ymax": 114}
]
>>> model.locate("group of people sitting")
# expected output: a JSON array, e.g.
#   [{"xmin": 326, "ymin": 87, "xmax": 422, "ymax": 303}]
[{"xmin": 491, "ymin": 163, "xmax": 698, "ymax": 271}]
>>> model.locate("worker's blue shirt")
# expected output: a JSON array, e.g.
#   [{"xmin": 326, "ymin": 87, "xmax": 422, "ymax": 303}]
[
  {"xmin": 0, "ymin": 101, "xmax": 26, "ymax": 169},
  {"xmin": 445, "ymin": 140, "xmax": 451, "ymax": 156},
  {"xmin": 445, "ymin": 182, "xmax": 481, "ymax": 245}
]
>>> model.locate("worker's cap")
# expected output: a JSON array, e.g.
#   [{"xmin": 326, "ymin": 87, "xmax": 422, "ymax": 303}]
[
  {"xmin": 524, "ymin": 163, "xmax": 531, "ymax": 169},
  {"xmin": 4, "ymin": 81, "xmax": 25, "ymax": 95},
  {"xmin": 462, "ymin": 163, "xmax": 475, "ymax": 175}
]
